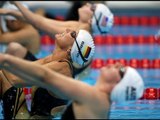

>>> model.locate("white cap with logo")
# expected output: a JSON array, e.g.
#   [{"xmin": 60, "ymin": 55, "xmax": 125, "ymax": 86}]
[
  {"xmin": 71, "ymin": 30, "xmax": 95, "ymax": 67},
  {"xmin": 111, "ymin": 67, "xmax": 144, "ymax": 103},
  {"xmin": 91, "ymin": 3, "xmax": 114, "ymax": 35}
]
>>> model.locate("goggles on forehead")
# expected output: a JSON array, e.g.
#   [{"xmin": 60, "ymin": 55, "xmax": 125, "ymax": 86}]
[{"xmin": 119, "ymin": 66, "xmax": 126, "ymax": 79}]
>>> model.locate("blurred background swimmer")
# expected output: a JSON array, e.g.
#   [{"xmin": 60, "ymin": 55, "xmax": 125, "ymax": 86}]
[
  {"xmin": 0, "ymin": 2, "xmax": 40, "ymax": 55},
  {"xmin": 9, "ymin": 1, "xmax": 113, "ymax": 35},
  {"xmin": 0, "ymin": 53, "xmax": 144, "ymax": 119}
]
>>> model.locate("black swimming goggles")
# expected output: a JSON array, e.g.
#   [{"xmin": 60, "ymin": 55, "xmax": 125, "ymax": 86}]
[
  {"xmin": 119, "ymin": 66, "xmax": 126, "ymax": 79},
  {"xmin": 91, "ymin": 4, "xmax": 108, "ymax": 34},
  {"xmin": 70, "ymin": 31, "xmax": 88, "ymax": 65}
]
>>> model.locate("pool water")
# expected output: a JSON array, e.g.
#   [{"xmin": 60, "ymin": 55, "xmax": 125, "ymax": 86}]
[{"xmin": 0, "ymin": 7, "xmax": 160, "ymax": 119}]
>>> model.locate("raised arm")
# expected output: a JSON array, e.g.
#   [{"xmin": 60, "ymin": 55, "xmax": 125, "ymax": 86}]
[
  {"xmin": 11, "ymin": 1, "xmax": 79, "ymax": 36},
  {"xmin": 0, "ymin": 8, "xmax": 26, "ymax": 22},
  {"xmin": 0, "ymin": 53, "xmax": 95, "ymax": 103},
  {"xmin": 0, "ymin": 25, "xmax": 38, "ymax": 44}
]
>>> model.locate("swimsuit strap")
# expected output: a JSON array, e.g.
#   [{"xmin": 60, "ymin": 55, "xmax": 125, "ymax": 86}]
[
  {"xmin": 59, "ymin": 59, "xmax": 75, "ymax": 78},
  {"xmin": 2, "ymin": 72, "xmax": 27, "ymax": 118},
  {"xmin": 13, "ymin": 88, "xmax": 26, "ymax": 118}
]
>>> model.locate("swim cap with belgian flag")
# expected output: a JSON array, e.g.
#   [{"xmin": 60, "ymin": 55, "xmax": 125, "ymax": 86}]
[{"xmin": 71, "ymin": 30, "xmax": 95, "ymax": 67}]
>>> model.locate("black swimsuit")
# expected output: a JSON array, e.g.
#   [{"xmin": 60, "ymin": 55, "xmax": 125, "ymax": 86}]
[
  {"xmin": 24, "ymin": 51, "xmax": 38, "ymax": 61},
  {"xmin": 30, "ymin": 59, "xmax": 73, "ymax": 117},
  {"xmin": 2, "ymin": 87, "xmax": 26, "ymax": 119},
  {"xmin": 31, "ymin": 87, "xmax": 68, "ymax": 117}
]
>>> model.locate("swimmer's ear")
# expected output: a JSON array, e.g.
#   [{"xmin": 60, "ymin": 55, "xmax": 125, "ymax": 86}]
[
  {"xmin": 88, "ymin": 19, "xmax": 92, "ymax": 24},
  {"xmin": 67, "ymin": 48, "xmax": 71, "ymax": 56}
]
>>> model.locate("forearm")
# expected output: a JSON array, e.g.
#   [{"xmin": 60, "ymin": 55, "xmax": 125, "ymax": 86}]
[
  {"xmin": 13, "ymin": 1, "xmax": 56, "ymax": 35},
  {"xmin": 7, "ymin": 9, "xmax": 26, "ymax": 22},
  {"xmin": 0, "ymin": 31, "xmax": 27, "ymax": 44},
  {"xmin": 0, "ymin": 35, "xmax": 13, "ymax": 44},
  {"xmin": 0, "ymin": 8, "xmax": 25, "ymax": 22},
  {"xmin": 0, "ymin": 54, "xmax": 46, "ymax": 86},
  {"xmin": 0, "ymin": 39, "xmax": 9, "ymax": 44},
  {"xmin": 13, "ymin": 2, "xmax": 78, "ymax": 35},
  {"xmin": 0, "ymin": 54, "xmax": 58, "ymax": 93},
  {"xmin": 13, "ymin": 2, "xmax": 41, "ymax": 27}
]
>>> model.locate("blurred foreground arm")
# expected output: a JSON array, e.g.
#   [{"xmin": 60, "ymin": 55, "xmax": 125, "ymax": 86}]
[
  {"xmin": 0, "ymin": 53, "xmax": 94, "ymax": 102},
  {"xmin": 11, "ymin": 1, "xmax": 78, "ymax": 36}
]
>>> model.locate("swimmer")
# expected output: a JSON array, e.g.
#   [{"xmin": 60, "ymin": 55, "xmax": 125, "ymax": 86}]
[
  {"xmin": 0, "ymin": 29, "xmax": 95, "ymax": 119},
  {"xmin": 0, "ymin": 54, "xmax": 144, "ymax": 119},
  {"xmin": 0, "ymin": 2, "xmax": 40, "ymax": 54},
  {"xmin": 9, "ymin": 1, "xmax": 113, "ymax": 35}
]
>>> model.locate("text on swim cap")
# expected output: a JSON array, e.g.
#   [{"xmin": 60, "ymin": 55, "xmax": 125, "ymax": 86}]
[{"xmin": 126, "ymin": 86, "xmax": 136, "ymax": 100}]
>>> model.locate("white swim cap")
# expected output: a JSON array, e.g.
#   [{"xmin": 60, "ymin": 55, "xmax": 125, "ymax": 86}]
[
  {"xmin": 2, "ymin": 2, "xmax": 28, "ymax": 20},
  {"xmin": 111, "ymin": 67, "xmax": 144, "ymax": 103},
  {"xmin": 91, "ymin": 3, "xmax": 114, "ymax": 35},
  {"xmin": 1, "ymin": 2, "xmax": 28, "ymax": 32},
  {"xmin": 2, "ymin": 2, "xmax": 18, "ymax": 20},
  {"xmin": 71, "ymin": 30, "xmax": 95, "ymax": 67}
]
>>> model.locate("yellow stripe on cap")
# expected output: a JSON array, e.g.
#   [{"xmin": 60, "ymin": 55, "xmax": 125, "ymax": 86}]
[{"xmin": 82, "ymin": 46, "xmax": 91, "ymax": 58}]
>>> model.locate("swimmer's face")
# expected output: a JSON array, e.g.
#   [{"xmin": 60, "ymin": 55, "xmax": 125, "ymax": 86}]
[
  {"xmin": 78, "ymin": 3, "xmax": 95, "ymax": 23},
  {"xmin": 6, "ymin": 19, "xmax": 24, "ymax": 31},
  {"xmin": 55, "ymin": 29, "xmax": 78, "ymax": 50},
  {"xmin": 100, "ymin": 62, "xmax": 126, "ymax": 84}
]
